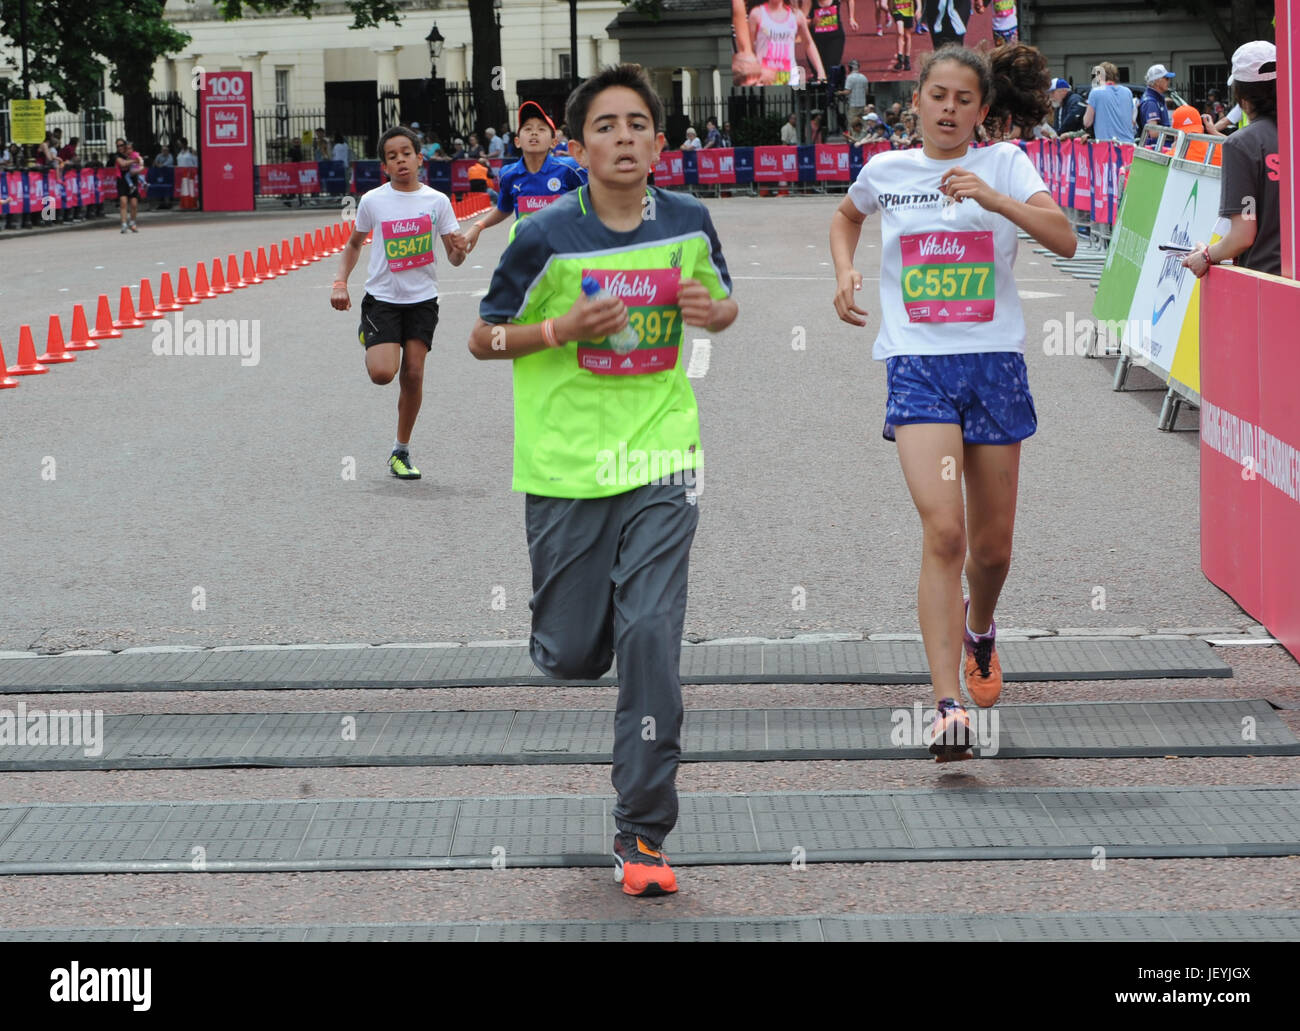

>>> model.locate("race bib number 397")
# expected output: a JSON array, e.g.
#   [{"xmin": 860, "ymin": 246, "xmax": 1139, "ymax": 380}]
[
  {"xmin": 382, "ymin": 214, "xmax": 434, "ymax": 270},
  {"xmin": 899, "ymin": 231, "xmax": 995, "ymax": 323},
  {"xmin": 577, "ymin": 267, "xmax": 683, "ymax": 376}
]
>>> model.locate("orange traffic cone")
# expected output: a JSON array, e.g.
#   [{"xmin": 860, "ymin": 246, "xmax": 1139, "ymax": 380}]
[
  {"xmin": 137, "ymin": 278, "xmax": 163, "ymax": 320},
  {"xmin": 37, "ymin": 315, "xmax": 76, "ymax": 364},
  {"xmin": 256, "ymin": 246, "xmax": 273, "ymax": 279},
  {"xmin": 113, "ymin": 286, "xmax": 144, "ymax": 329},
  {"xmin": 314, "ymin": 228, "xmax": 327, "ymax": 256},
  {"xmin": 7, "ymin": 325, "xmax": 49, "ymax": 375},
  {"xmin": 213, "ymin": 258, "xmax": 233, "ymax": 294},
  {"xmin": 229, "ymin": 253, "xmax": 248, "ymax": 289},
  {"xmin": 89, "ymin": 294, "xmax": 122, "ymax": 339},
  {"xmin": 157, "ymin": 272, "xmax": 182, "ymax": 312},
  {"xmin": 0, "ymin": 337, "xmax": 19, "ymax": 388},
  {"xmin": 278, "ymin": 238, "xmax": 295, "ymax": 270},
  {"xmin": 268, "ymin": 242, "xmax": 283, "ymax": 276},
  {"xmin": 67, "ymin": 304, "xmax": 100, "ymax": 351},
  {"xmin": 195, "ymin": 261, "xmax": 218, "ymax": 299},
  {"xmin": 243, "ymin": 250, "xmax": 261, "ymax": 285},
  {"xmin": 301, "ymin": 233, "xmax": 317, "ymax": 262},
  {"xmin": 176, "ymin": 266, "xmax": 201, "ymax": 304}
]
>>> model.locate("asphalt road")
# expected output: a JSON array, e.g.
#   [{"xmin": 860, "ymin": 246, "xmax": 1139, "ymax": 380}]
[{"xmin": 0, "ymin": 197, "xmax": 1249, "ymax": 652}]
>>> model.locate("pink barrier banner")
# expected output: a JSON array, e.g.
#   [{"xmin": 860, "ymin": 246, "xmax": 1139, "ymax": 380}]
[
  {"xmin": 1072, "ymin": 138, "xmax": 1092, "ymax": 212},
  {"xmin": 1089, "ymin": 141, "xmax": 1116, "ymax": 225},
  {"xmin": 653, "ymin": 151, "xmax": 684, "ymax": 186},
  {"xmin": 696, "ymin": 147, "xmax": 737, "ymax": 184},
  {"xmin": 450, "ymin": 159, "xmax": 474, "ymax": 192},
  {"xmin": 815, "ymin": 143, "xmax": 851, "ymax": 181},
  {"xmin": 4, "ymin": 170, "xmax": 22, "ymax": 212},
  {"xmin": 27, "ymin": 171, "xmax": 46, "ymax": 212},
  {"xmin": 860, "ymin": 140, "xmax": 892, "ymax": 162},
  {"xmin": 754, "ymin": 145, "xmax": 797, "ymax": 182},
  {"xmin": 259, "ymin": 161, "xmax": 320, "ymax": 195},
  {"xmin": 200, "ymin": 70, "xmax": 254, "ymax": 211},
  {"xmin": 1200, "ymin": 268, "xmax": 1300, "ymax": 660},
  {"xmin": 79, "ymin": 167, "xmax": 97, "ymax": 206},
  {"xmin": 97, "ymin": 167, "xmax": 119, "ymax": 201}
]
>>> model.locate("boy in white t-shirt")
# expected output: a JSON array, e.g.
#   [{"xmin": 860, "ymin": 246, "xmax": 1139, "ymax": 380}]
[
  {"xmin": 331, "ymin": 127, "xmax": 468, "ymax": 479},
  {"xmin": 829, "ymin": 44, "xmax": 1076, "ymax": 759}
]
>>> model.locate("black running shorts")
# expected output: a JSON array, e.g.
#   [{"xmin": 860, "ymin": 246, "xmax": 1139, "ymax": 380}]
[{"xmin": 358, "ymin": 293, "xmax": 440, "ymax": 349}]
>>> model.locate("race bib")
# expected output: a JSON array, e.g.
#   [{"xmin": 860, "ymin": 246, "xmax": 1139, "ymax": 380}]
[
  {"xmin": 899, "ymin": 231, "xmax": 996, "ymax": 323},
  {"xmin": 382, "ymin": 214, "xmax": 434, "ymax": 270},
  {"xmin": 812, "ymin": 7, "xmax": 839, "ymax": 32},
  {"xmin": 518, "ymin": 194, "xmax": 560, "ymax": 215},
  {"xmin": 577, "ymin": 267, "xmax": 683, "ymax": 376}
]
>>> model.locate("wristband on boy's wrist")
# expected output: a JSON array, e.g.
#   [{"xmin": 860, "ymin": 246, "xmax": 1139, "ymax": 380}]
[
  {"xmin": 542, "ymin": 318, "xmax": 559, "ymax": 348},
  {"xmin": 332, "ymin": 279, "xmax": 347, "ymax": 287}
]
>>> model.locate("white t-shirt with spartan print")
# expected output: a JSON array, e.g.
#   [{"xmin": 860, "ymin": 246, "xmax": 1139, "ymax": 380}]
[{"xmin": 846, "ymin": 142, "xmax": 1048, "ymax": 360}]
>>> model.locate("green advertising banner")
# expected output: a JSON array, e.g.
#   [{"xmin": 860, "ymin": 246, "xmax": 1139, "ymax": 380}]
[{"xmin": 1092, "ymin": 150, "xmax": 1170, "ymax": 338}]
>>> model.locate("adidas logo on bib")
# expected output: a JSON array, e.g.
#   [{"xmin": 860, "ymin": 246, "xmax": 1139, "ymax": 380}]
[{"xmin": 621, "ymin": 357, "xmax": 634, "ymax": 368}]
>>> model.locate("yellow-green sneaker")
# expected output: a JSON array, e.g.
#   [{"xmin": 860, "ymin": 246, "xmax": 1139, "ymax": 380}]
[{"xmin": 389, "ymin": 450, "xmax": 421, "ymax": 480}]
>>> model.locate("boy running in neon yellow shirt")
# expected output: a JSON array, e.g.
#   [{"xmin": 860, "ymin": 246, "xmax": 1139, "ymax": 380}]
[{"xmin": 468, "ymin": 64, "xmax": 738, "ymax": 897}]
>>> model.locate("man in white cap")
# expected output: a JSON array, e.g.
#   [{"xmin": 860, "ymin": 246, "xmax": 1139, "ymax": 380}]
[
  {"xmin": 409, "ymin": 121, "xmax": 425, "ymax": 145},
  {"xmin": 1183, "ymin": 41, "xmax": 1279, "ymax": 278},
  {"xmin": 486, "ymin": 126, "xmax": 505, "ymax": 159},
  {"xmin": 1139, "ymin": 64, "xmax": 1174, "ymax": 131}
]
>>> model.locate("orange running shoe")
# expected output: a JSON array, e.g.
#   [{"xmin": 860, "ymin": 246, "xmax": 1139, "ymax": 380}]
[
  {"xmin": 963, "ymin": 598, "xmax": 1004, "ymax": 707},
  {"xmin": 613, "ymin": 832, "xmax": 678, "ymax": 897},
  {"xmin": 928, "ymin": 697, "xmax": 973, "ymax": 762}
]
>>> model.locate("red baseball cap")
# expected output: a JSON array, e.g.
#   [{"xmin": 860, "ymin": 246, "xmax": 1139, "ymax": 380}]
[{"xmin": 518, "ymin": 101, "xmax": 556, "ymax": 133}]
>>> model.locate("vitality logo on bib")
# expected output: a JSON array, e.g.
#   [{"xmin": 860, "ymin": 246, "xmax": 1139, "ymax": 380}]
[
  {"xmin": 382, "ymin": 213, "xmax": 434, "ymax": 270},
  {"xmin": 899, "ymin": 231, "xmax": 995, "ymax": 323},
  {"xmin": 577, "ymin": 267, "xmax": 683, "ymax": 376}
]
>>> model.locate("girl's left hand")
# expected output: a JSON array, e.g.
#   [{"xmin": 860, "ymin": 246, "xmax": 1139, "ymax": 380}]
[{"xmin": 939, "ymin": 167, "xmax": 1000, "ymax": 212}]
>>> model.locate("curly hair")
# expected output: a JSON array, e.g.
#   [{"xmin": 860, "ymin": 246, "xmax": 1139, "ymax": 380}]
[{"xmin": 985, "ymin": 44, "xmax": 1051, "ymax": 140}]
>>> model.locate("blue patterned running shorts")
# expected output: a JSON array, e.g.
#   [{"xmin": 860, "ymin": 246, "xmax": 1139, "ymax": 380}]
[{"xmin": 883, "ymin": 352, "xmax": 1038, "ymax": 445}]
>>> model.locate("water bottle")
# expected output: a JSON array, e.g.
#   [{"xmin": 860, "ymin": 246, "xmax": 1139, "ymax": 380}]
[{"xmin": 581, "ymin": 276, "xmax": 640, "ymax": 355}]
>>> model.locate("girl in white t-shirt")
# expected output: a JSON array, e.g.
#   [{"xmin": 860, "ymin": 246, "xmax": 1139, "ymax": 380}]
[
  {"xmin": 829, "ymin": 44, "xmax": 1075, "ymax": 759},
  {"xmin": 750, "ymin": 0, "xmax": 826, "ymax": 86}
]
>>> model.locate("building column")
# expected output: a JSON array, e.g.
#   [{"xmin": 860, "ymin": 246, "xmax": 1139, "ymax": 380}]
[
  {"xmin": 680, "ymin": 67, "xmax": 695, "ymax": 118},
  {"xmin": 173, "ymin": 56, "xmax": 196, "ymax": 97},
  {"xmin": 237, "ymin": 52, "xmax": 266, "ymax": 106},
  {"xmin": 587, "ymin": 36, "xmax": 601, "ymax": 75},
  {"xmin": 373, "ymin": 46, "xmax": 402, "ymax": 130},
  {"xmin": 711, "ymin": 67, "xmax": 723, "ymax": 127},
  {"xmin": 444, "ymin": 44, "xmax": 468, "ymax": 84},
  {"xmin": 597, "ymin": 37, "xmax": 620, "ymax": 68}
]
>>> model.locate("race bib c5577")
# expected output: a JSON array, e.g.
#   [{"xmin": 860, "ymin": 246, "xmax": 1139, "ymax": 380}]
[
  {"xmin": 899, "ymin": 231, "xmax": 995, "ymax": 323},
  {"xmin": 382, "ymin": 214, "xmax": 435, "ymax": 270}
]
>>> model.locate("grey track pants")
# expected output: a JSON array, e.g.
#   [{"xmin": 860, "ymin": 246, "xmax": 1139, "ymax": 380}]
[{"xmin": 524, "ymin": 479, "xmax": 699, "ymax": 847}]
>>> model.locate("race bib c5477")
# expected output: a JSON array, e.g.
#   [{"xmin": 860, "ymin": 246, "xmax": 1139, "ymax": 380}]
[
  {"xmin": 577, "ymin": 267, "xmax": 683, "ymax": 376},
  {"xmin": 899, "ymin": 231, "xmax": 995, "ymax": 323},
  {"xmin": 382, "ymin": 214, "xmax": 435, "ymax": 270}
]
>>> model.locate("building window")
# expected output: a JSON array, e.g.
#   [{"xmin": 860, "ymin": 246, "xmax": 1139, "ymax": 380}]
[
  {"xmin": 275, "ymin": 68, "xmax": 290, "ymax": 138},
  {"xmin": 556, "ymin": 51, "xmax": 571, "ymax": 80},
  {"xmin": 84, "ymin": 70, "xmax": 108, "ymax": 145},
  {"xmin": 1186, "ymin": 63, "xmax": 1231, "ymax": 105}
]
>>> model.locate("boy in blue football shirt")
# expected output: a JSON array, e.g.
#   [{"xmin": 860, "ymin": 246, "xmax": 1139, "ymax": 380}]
[{"xmin": 462, "ymin": 101, "xmax": 587, "ymax": 251}]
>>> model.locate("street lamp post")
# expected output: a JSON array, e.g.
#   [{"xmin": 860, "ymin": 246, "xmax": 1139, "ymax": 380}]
[{"xmin": 425, "ymin": 23, "xmax": 446, "ymax": 144}]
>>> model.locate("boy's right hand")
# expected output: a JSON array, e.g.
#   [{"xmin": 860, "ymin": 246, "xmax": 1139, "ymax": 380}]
[
  {"xmin": 330, "ymin": 285, "xmax": 351, "ymax": 311},
  {"xmin": 556, "ymin": 288, "xmax": 629, "ymax": 344},
  {"xmin": 833, "ymin": 268, "xmax": 868, "ymax": 326},
  {"xmin": 463, "ymin": 223, "xmax": 482, "ymax": 253}
]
